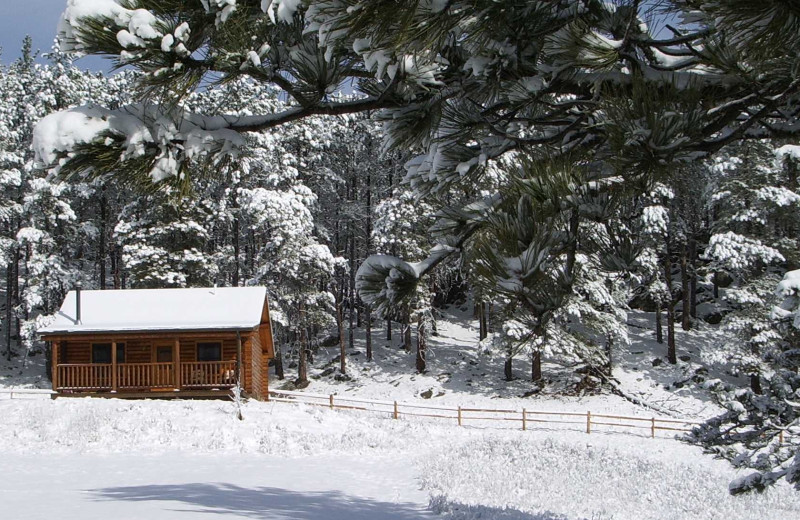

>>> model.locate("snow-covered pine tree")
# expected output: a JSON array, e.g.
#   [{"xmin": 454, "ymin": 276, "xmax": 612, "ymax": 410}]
[
  {"xmin": 29, "ymin": 0, "xmax": 800, "ymax": 490},
  {"xmin": 689, "ymin": 144, "xmax": 800, "ymax": 493},
  {"xmin": 703, "ymin": 142, "xmax": 796, "ymax": 393}
]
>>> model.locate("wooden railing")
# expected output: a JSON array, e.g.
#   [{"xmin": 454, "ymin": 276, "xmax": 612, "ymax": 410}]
[
  {"xmin": 57, "ymin": 364, "xmax": 112, "ymax": 391},
  {"xmin": 181, "ymin": 361, "xmax": 237, "ymax": 389},
  {"xmin": 53, "ymin": 361, "xmax": 237, "ymax": 392},
  {"xmin": 117, "ymin": 363, "xmax": 175, "ymax": 390}
]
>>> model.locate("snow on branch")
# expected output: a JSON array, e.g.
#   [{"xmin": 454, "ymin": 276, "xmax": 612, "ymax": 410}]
[
  {"xmin": 33, "ymin": 103, "xmax": 244, "ymax": 182},
  {"xmin": 32, "ymin": 96, "xmax": 397, "ymax": 183}
]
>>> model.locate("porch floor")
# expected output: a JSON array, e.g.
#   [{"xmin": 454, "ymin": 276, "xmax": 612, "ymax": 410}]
[{"xmin": 53, "ymin": 389, "xmax": 236, "ymax": 400}]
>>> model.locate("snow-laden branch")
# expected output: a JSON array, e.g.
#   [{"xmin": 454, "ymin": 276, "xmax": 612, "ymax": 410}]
[{"xmin": 32, "ymin": 96, "xmax": 399, "ymax": 181}]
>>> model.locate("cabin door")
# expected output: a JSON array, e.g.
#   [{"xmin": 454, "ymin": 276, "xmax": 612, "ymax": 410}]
[{"xmin": 155, "ymin": 345, "xmax": 173, "ymax": 363}]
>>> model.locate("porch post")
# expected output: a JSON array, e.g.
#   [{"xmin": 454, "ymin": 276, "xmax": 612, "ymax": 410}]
[
  {"xmin": 51, "ymin": 341, "xmax": 59, "ymax": 391},
  {"xmin": 236, "ymin": 332, "xmax": 243, "ymax": 388},
  {"xmin": 111, "ymin": 340, "xmax": 118, "ymax": 391},
  {"xmin": 173, "ymin": 338, "xmax": 181, "ymax": 390}
]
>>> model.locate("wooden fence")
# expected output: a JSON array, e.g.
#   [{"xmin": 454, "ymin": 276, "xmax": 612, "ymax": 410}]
[{"xmin": 268, "ymin": 389, "xmax": 701, "ymax": 439}]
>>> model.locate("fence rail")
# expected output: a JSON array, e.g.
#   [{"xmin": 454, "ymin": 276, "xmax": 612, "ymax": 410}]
[
  {"xmin": 0, "ymin": 388, "xmax": 56, "ymax": 400},
  {"xmin": 268, "ymin": 389, "xmax": 703, "ymax": 439}
]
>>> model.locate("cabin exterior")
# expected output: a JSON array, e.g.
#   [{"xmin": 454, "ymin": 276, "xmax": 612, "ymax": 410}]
[{"xmin": 39, "ymin": 286, "xmax": 274, "ymax": 400}]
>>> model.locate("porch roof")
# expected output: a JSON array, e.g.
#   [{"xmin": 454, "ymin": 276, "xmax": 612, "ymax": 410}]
[{"xmin": 39, "ymin": 286, "xmax": 267, "ymax": 335}]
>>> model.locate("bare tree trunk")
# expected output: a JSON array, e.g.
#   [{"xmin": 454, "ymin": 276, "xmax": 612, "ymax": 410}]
[
  {"xmin": 112, "ymin": 245, "xmax": 122, "ymax": 289},
  {"xmin": 386, "ymin": 319, "xmax": 392, "ymax": 341},
  {"xmin": 605, "ymin": 333, "xmax": 613, "ymax": 375},
  {"xmin": 232, "ymin": 189, "xmax": 240, "ymax": 286},
  {"xmin": 689, "ymin": 236, "xmax": 698, "ymax": 318},
  {"xmin": 713, "ymin": 271, "xmax": 719, "ymax": 299},
  {"xmin": 664, "ymin": 253, "xmax": 677, "ymax": 364},
  {"xmin": 99, "ymin": 191, "xmax": 107, "ymax": 289},
  {"xmin": 337, "ymin": 300, "xmax": 346, "ymax": 374},
  {"xmin": 415, "ymin": 314, "xmax": 426, "ymax": 373},
  {"xmin": 403, "ymin": 311, "xmax": 412, "ymax": 352},
  {"xmin": 531, "ymin": 350, "xmax": 542, "ymax": 382},
  {"xmin": 12, "ymin": 247, "xmax": 20, "ymax": 350},
  {"xmin": 348, "ymin": 230, "xmax": 356, "ymax": 351},
  {"xmin": 297, "ymin": 303, "xmax": 308, "ymax": 385},
  {"xmin": 479, "ymin": 301, "xmax": 487, "ymax": 340},
  {"xmin": 365, "ymin": 171, "xmax": 373, "ymax": 361},
  {"xmin": 504, "ymin": 356, "xmax": 513, "ymax": 381},
  {"xmin": 655, "ymin": 301, "xmax": 663, "ymax": 344},
  {"xmin": 681, "ymin": 243, "xmax": 691, "ymax": 330},
  {"xmin": 750, "ymin": 373, "xmax": 762, "ymax": 394},
  {"xmin": 365, "ymin": 305, "xmax": 373, "ymax": 361},
  {"xmin": 274, "ymin": 346, "xmax": 285, "ymax": 380},
  {"xmin": 5, "ymin": 261, "xmax": 12, "ymax": 361}
]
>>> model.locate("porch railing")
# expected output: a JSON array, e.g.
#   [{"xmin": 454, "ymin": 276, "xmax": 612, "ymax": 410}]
[
  {"xmin": 181, "ymin": 361, "xmax": 237, "ymax": 389},
  {"xmin": 117, "ymin": 363, "xmax": 175, "ymax": 390},
  {"xmin": 57, "ymin": 364, "xmax": 112, "ymax": 391},
  {"xmin": 54, "ymin": 361, "xmax": 237, "ymax": 392}
]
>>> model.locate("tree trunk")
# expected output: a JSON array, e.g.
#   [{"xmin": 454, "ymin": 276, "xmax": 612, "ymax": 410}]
[
  {"xmin": 681, "ymin": 243, "xmax": 691, "ymax": 330},
  {"xmin": 365, "ymin": 304, "xmax": 373, "ymax": 362},
  {"xmin": 232, "ymin": 189, "xmax": 240, "ymax": 286},
  {"xmin": 713, "ymin": 271, "xmax": 719, "ymax": 299},
  {"xmin": 348, "ymin": 229, "xmax": 356, "ymax": 351},
  {"xmin": 504, "ymin": 356, "xmax": 513, "ymax": 381},
  {"xmin": 5, "ymin": 260, "xmax": 12, "ymax": 361},
  {"xmin": 531, "ymin": 350, "xmax": 542, "ymax": 382},
  {"xmin": 112, "ymin": 245, "xmax": 122, "ymax": 289},
  {"xmin": 655, "ymin": 301, "xmax": 663, "ymax": 344},
  {"xmin": 664, "ymin": 253, "xmax": 677, "ymax": 365},
  {"xmin": 689, "ymin": 236, "xmax": 697, "ymax": 318},
  {"xmin": 12, "ymin": 247, "xmax": 20, "ymax": 350},
  {"xmin": 750, "ymin": 373, "xmax": 762, "ymax": 394},
  {"xmin": 605, "ymin": 333, "xmax": 613, "ymax": 375},
  {"xmin": 415, "ymin": 314, "xmax": 426, "ymax": 373},
  {"xmin": 297, "ymin": 303, "xmax": 308, "ymax": 385},
  {"xmin": 479, "ymin": 301, "xmax": 487, "ymax": 340},
  {"xmin": 386, "ymin": 319, "xmax": 392, "ymax": 341},
  {"xmin": 337, "ymin": 300, "xmax": 346, "ymax": 374},
  {"xmin": 274, "ymin": 346, "xmax": 285, "ymax": 380},
  {"xmin": 99, "ymin": 191, "xmax": 107, "ymax": 289},
  {"xmin": 403, "ymin": 311, "xmax": 412, "ymax": 352}
]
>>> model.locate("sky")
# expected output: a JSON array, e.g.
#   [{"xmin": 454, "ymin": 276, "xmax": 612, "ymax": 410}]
[{"xmin": 0, "ymin": 0, "xmax": 109, "ymax": 71}]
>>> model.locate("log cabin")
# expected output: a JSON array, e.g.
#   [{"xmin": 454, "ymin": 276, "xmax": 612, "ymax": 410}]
[{"xmin": 39, "ymin": 286, "xmax": 274, "ymax": 400}]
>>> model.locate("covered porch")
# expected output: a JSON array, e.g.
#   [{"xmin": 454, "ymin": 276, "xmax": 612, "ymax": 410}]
[{"xmin": 50, "ymin": 334, "xmax": 243, "ymax": 394}]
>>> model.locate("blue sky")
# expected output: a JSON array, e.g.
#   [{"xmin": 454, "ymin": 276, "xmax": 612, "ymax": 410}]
[{"xmin": 0, "ymin": 0, "xmax": 108, "ymax": 70}]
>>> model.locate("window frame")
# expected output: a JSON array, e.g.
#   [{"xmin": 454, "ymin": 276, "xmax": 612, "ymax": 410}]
[
  {"xmin": 196, "ymin": 341, "xmax": 222, "ymax": 362},
  {"xmin": 91, "ymin": 343, "xmax": 125, "ymax": 364}
]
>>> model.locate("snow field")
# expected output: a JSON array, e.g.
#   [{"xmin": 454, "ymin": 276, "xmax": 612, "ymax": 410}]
[{"xmin": 1, "ymin": 397, "xmax": 798, "ymax": 520}]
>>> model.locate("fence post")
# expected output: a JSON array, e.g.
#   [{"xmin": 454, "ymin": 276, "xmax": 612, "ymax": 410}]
[
  {"xmin": 651, "ymin": 417, "xmax": 656, "ymax": 438},
  {"xmin": 586, "ymin": 411, "xmax": 591, "ymax": 434},
  {"xmin": 457, "ymin": 406, "xmax": 462, "ymax": 426},
  {"xmin": 522, "ymin": 408, "xmax": 527, "ymax": 431},
  {"xmin": 329, "ymin": 394, "xmax": 334, "ymax": 410},
  {"xmin": 393, "ymin": 401, "xmax": 398, "ymax": 420}
]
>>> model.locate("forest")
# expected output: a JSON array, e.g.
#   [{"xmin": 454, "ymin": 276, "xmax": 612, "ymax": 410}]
[{"xmin": 1, "ymin": 0, "xmax": 799, "ymax": 495}]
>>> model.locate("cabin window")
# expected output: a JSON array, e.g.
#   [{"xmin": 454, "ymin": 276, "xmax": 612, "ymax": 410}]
[
  {"xmin": 92, "ymin": 343, "xmax": 125, "ymax": 364},
  {"xmin": 197, "ymin": 342, "xmax": 222, "ymax": 362}
]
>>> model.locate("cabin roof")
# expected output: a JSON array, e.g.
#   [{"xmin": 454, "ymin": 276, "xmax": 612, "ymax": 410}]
[{"xmin": 39, "ymin": 286, "xmax": 268, "ymax": 335}]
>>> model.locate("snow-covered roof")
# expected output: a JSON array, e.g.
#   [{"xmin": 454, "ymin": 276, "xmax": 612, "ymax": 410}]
[{"xmin": 39, "ymin": 286, "xmax": 267, "ymax": 335}]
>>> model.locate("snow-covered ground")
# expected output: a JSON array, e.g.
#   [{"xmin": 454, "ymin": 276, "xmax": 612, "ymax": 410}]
[
  {"xmin": 1, "ymin": 397, "xmax": 798, "ymax": 520},
  {"xmin": 1, "ymin": 309, "xmax": 797, "ymax": 519},
  {"xmin": 296, "ymin": 308, "xmax": 731, "ymax": 421}
]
